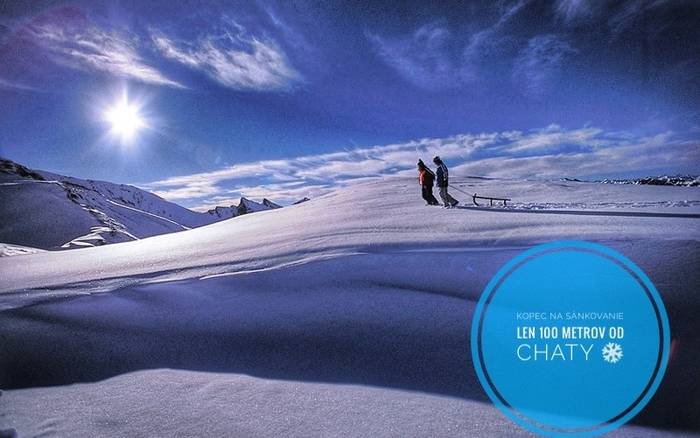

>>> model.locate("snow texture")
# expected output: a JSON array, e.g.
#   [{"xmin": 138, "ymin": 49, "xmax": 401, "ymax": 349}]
[
  {"xmin": 0, "ymin": 243, "xmax": 45, "ymax": 257},
  {"xmin": 1, "ymin": 173, "xmax": 699, "ymax": 437}
]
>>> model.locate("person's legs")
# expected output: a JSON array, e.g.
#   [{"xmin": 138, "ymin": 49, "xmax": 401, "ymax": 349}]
[
  {"xmin": 422, "ymin": 186, "xmax": 436, "ymax": 204},
  {"xmin": 447, "ymin": 190, "xmax": 458, "ymax": 206},
  {"xmin": 438, "ymin": 186, "xmax": 449, "ymax": 206},
  {"xmin": 421, "ymin": 187, "xmax": 428, "ymax": 204},
  {"xmin": 427, "ymin": 187, "xmax": 439, "ymax": 205},
  {"xmin": 439, "ymin": 187, "xmax": 458, "ymax": 206}
]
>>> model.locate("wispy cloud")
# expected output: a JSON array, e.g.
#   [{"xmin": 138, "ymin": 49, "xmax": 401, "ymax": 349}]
[
  {"xmin": 462, "ymin": 0, "xmax": 530, "ymax": 68},
  {"xmin": 144, "ymin": 125, "xmax": 699, "ymax": 209},
  {"xmin": 452, "ymin": 132, "xmax": 696, "ymax": 179},
  {"xmin": 554, "ymin": 0, "xmax": 598, "ymax": 24},
  {"xmin": 368, "ymin": 1, "xmax": 529, "ymax": 89},
  {"xmin": 0, "ymin": 77, "xmax": 39, "ymax": 92},
  {"xmin": 512, "ymin": 34, "xmax": 576, "ymax": 97},
  {"xmin": 608, "ymin": 0, "xmax": 671, "ymax": 35},
  {"xmin": 554, "ymin": 0, "xmax": 673, "ymax": 35},
  {"xmin": 367, "ymin": 22, "xmax": 461, "ymax": 90},
  {"xmin": 25, "ymin": 22, "xmax": 183, "ymax": 88},
  {"xmin": 264, "ymin": 7, "xmax": 313, "ymax": 53},
  {"xmin": 151, "ymin": 19, "xmax": 301, "ymax": 91}
]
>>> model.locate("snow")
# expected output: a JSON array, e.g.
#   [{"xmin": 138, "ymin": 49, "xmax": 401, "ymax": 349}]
[
  {"xmin": 1, "ymin": 177, "xmax": 697, "ymax": 302},
  {"xmin": 263, "ymin": 198, "xmax": 283, "ymax": 209},
  {"xmin": 1, "ymin": 175, "xmax": 699, "ymax": 437},
  {"xmin": 2, "ymin": 370, "xmax": 694, "ymax": 438},
  {"xmin": 0, "ymin": 159, "xmax": 211, "ymax": 249},
  {"xmin": 207, "ymin": 205, "xmax": 238, "ymax": 219},
  {"xmin": 0, "ymin": 159, "xmax": 280, "ymax": 250},
  {"xmin": 0, "ymin": 243, "xmax": 45, "ymax": 257},
  {"xmin": 204, "ymin": 197, "xmax": 283, "ymax": 219},
  {"xmin": 599, "ymin": 175, "xmax": 700, "ymax": 187},
  {"xmin": 238, "ymin": 196, "xmax": 270, "ymax": 214}
]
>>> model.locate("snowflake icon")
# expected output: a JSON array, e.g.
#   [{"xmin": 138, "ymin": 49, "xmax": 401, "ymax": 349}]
[{"xmin": 602, "ymin": 342, "xmax": 623, "ymax": 363}]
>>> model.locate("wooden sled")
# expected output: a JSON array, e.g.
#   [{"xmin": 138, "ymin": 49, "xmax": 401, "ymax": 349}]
[{"xmin": 472, "ymin": 193, "xmax": 511, "ymax": 207}]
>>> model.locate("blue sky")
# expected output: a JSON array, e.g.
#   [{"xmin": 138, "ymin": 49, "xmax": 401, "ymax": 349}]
[{"xmin": 0, "ymin": 0, "xmax": 698, "ymax": 208}]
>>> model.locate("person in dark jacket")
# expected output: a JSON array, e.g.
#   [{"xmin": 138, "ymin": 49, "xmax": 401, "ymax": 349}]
[
  {"xmin": 417, "ymin": 159, "xmax": 439, "ymax": 205},
  {"xmin": 433, "ymin": 156, "xmax": 459, "ymax": 207}
]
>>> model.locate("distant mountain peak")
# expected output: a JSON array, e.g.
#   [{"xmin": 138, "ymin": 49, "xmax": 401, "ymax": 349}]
[
  {"xmin": 238, "ymin": 197, "xmax": 267, "ymax": 215},
  {"xmin": 206, "ymin": 196, "xmax": 284, "ymax": 218},
  {"xmin": 207, "ymin": 205, "xmax": 237, "ymax": 218},
  {"xmin": 262, "ymin": 198, "xmax": 282, "ymax": 209},
  {"xmin": 598, "ymin": 175, "xmax": 699, "ymax": 187}
]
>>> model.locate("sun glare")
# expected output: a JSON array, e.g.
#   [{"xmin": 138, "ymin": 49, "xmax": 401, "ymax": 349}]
[{"xmin": 104, "ymin": 93, "xmax": 145, "ymax": 143}]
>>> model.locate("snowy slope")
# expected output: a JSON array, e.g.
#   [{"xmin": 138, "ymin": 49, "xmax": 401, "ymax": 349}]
[
  {"xmin": 0, "ymin": 159, "xmax": 281, "ymax": 249},
  {"xmin": 1, "ymin": 176, "xmax": 697, "ymax": 299},
  {"xmin": 1, "ymin": 176, "xmax": 699, "ymax": 437},
  {"xmin": 0, "ymin": 243, "xmax": 45, "ymax": 257},
  {"xmin": 3, "ymin": 369, "xmax": 694, "ymax": 438}
]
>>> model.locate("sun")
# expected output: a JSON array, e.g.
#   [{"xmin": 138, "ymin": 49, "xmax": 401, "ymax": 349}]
[{"xmin": 104, "ymin": 93, "xmax": 145, "ymax": 142}]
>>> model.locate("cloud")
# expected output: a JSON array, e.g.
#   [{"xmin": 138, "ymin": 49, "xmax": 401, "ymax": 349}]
[
  {"xmin": 501, "ymin": 125, "xmax": 606, "ymax": 153},
  {"xmin": 367, "ymin": 22, "xmax": 460, "ymax": 90},
  {"xmin": 512, "ymin": 34, "xmax": 576, "ymax": 97},
  {"xmin": 608, "ymin": 0, "xmax": 671, "ymax": 35},
  {"xmin": 452, "ymin": 132, "xmax": 697, "ymax": 179},
  {"xmin": 143, "ymin": 125, "xmax": 699, "ymax": 209},
  {"xmin": 25, "ymin": 21, "xmax": 183, "ymax": 88},
  {"xmin": 554, "ymin": 0, "xmax": 597, "ymax": 24},
  {"xmin": 151, "ymin": 20, "xmax": 301, "ymax": 91},
  {"xmin": 264, "ymin": 8, "xmax": 313, "ymax": 53},
  {"xmin": 369, "ymin": 1, "xmax": 529, "ymax": 90},
  {"xmin": 0, "ymin": 77, "xmax": 39, "ymax": 92}
]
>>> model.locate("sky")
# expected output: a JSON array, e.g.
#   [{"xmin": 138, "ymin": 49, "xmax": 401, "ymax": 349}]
[{"xmin": 0, "ymin": 0, "xmax": 698, "ymax": 209}]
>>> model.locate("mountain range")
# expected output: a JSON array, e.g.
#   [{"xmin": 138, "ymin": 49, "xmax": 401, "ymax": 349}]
[{"xmin": 0, "ymin": 158, "xmax": 288, "ymax": 250}]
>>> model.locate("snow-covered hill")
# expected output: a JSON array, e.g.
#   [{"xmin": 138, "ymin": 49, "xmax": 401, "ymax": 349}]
[
  {"xmin": 1, "ymin": 176, "xmax": 699, "ymax": 437},
  {"xmin": 0, "ymin": 159, "xmax": 282, "ymax": 250}
]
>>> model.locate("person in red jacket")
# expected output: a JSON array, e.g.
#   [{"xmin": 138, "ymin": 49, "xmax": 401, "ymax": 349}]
[{"xmin": 417, "ymin": 159, "xmax": 440, "ymax": 205}]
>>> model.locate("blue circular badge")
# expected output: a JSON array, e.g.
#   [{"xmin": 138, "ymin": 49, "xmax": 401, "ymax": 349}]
[{"xmin": 471, "ymin": 241, "xmax": 670, "ymax": 437}]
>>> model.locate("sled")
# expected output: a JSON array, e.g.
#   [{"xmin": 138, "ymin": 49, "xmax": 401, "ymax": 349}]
[{"xmin": 472, "ymin": 193, "xmax": 511, "ymax": 207}]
